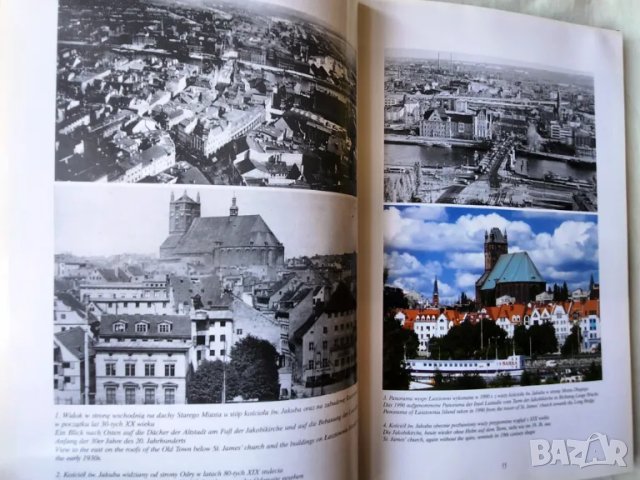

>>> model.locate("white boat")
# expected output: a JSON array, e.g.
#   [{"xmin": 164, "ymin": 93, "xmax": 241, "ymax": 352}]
[{"xmin": 406, "ymin": 355, "xmax": 525, "ymax": 384}]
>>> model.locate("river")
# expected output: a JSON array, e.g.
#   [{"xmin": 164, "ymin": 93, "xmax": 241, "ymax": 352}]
[{"xmin": 386, "ymin": 143, "xmax": 596, "ymax": 182}]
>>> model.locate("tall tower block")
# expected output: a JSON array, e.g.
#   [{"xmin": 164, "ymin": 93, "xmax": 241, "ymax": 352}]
[
  {"xmin": 484, "ymin": 228, "xmax": 508, "ymax": 272},
  {"xmin": 169, "ymin": 190, "xmax": 201, "ymax": 234}
]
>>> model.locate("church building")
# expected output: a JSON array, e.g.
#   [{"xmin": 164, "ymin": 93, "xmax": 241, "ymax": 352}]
[
  {"xmin": 159, "ymin": 192, "xmax": 285, "ymax": 269},
  {"xmin": 475, "ymin": 228, "xmax": 546, "ymax": 307}
]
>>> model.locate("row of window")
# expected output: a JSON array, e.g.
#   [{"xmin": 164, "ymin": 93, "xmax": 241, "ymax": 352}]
[
  {"xmin": 105, "ymin": 363, "xmax": 176, "ymax": 377},
  {"xmin": 308, "ymin": 336, "xmax": 354, "ymax": 352},
  {"xmin": 91, "ymin": 291, "xmax": 166, "ymax": 300},
  {"xmin": 113, "ymin": 322, "xmax": 173, "ymax": 333},
  {"xmin": 105, "ymin": 386, "xmax": 175, "ymax": 405},
  {"xmin": 326, "ymin": 311, "xmax": 355, "ymax": 319},
  {"xmin": 308, "ymin": 355, "xmax": 353, "ymax": 370},
  {"xmin": 196, "ymin": 333, "xmax": 227, "ymax": 343},
  {"xmin": 103, "ymin": 300, "xmax": 168, "ymax": 308}
]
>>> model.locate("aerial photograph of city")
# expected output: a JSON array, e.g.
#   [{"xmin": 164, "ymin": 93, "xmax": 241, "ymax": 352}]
[
  {"xmin": 383, "ymin": 204, "xmax": 602, "ymax": 390},
  {"xmin": 384, "ymin": 50, "xmax": 597, "ymax": 211},
  {"xmin": 54, "ymin": 0, "xmax": 356, "ymax": 195},
  {"xmin": 54, "ymin": 186, "xmax": 356, "ymax": 404}
]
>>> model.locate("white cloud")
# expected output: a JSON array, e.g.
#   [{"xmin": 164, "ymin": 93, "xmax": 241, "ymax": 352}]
[
  {"xmin": 455, "ymin": 271, "xmax": 478, "ymax": 289},
  {"xmin": 384, "ymin": 208, "xmax": 599, "ymax": 303},
  {"xmin": 402, "ymin": 205, "xmax": 448, "ymax": 222},
  {"xmin": 384, "ymin": 208, "xmax": 534, "ymax": 253},
  {"xmin": 446, "ymin": 252, "xmax": 485, "ymax": 270},
  {"xmin": 527, "ymin": 220, "xmax": 599, "ymax": 273}
]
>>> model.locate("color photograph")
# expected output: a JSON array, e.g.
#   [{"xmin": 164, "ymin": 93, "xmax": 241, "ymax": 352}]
[{"xmin": 383, "ymin": 204, "xmax": 601, "ymax": 390}]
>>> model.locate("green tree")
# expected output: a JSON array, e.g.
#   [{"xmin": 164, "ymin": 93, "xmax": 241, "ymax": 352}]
[
  {"xmin": 529, "ymin": 322, "xmax": 558, "ymax": 355},
  {"xmin": 583, "ymin": 361, "xmax": 602, "ymax": 381},
  {"xmin": 489, "ymin": 373, "xmax": 514, "ymax": 388},
  {"xmin": 187, "ymin": 360, "xmax": 238, "ymax": 404},
  {"xmin": 432, "ymin": 318, "xmax": 507, "ymax": 360},
  {"xmin": 513, "ymin": 324, "xmax": 530, "ymax": 355},
  {"xmin": 383, "ymin": 316, "xmax": 418, "ymax": 390},
  {"xmin": 520, "ymin": 370, "xmax": 541, "ymax": 386},
  {"xmin": 230, "ymin": 336, "xmax": 280, "ymax": 401},
  {"xmin": 561, "ymin": 324, "xmax": 583, "ymax": 357}
]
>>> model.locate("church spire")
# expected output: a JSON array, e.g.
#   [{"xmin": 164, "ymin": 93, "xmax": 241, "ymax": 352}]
[
  {"xmin": 230, "ymin": 196, "xmax": 238, "ymax": 217},
  {"xmin": 432, "ymin": 276, "xmax": 439, "ymax": 307}
]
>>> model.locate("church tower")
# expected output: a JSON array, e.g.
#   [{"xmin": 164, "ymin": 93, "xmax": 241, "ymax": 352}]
[
  {"xmin": 169, "ymin": 190, "xmax": 201, "ymax": 234},
  {"xmin": 229, "ymin": 196, "xmax": 239, "ymax": 217},
  {"xmin": 484, "ymin": 228, "xmax": 508, "ymax": 272},
  {"xmin": 432, "ymin": 276, "xmax": 439, "ymax": 307}
]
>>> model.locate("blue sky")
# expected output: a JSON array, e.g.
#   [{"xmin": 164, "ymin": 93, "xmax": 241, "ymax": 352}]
[{"xmin": 384, "ymin": 205, "xmax": 599, "ymax": 305}]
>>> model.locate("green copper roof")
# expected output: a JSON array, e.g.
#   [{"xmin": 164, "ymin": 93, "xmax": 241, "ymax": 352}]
[{"xmin": 481, "ymin": 252, "xmax": 544, "ymax": 291}]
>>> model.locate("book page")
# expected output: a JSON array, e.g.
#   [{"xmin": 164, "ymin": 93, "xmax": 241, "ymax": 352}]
[
  {"xmin": 0, "ymin": 0, "xmax": 359, "ymax": 479},
  {"xmin": 358, "ymin": 1, "xmax": 632, "ymax": 479}
]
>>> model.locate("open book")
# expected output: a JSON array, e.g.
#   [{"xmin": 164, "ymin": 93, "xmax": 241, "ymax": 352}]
[{"xmin": 0, "ymin": 0, "xmax": 633, "ymax": 479}]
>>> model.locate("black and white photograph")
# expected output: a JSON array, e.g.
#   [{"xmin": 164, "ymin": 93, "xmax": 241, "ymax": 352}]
[
  {"xmin": 54, "ymin": 0, "xmax": 356, "ymax": 195},
  {"xmin": 54, "ymin": 185, "xmax": 356, "ymax": 404},
  {"xmin": 384, "ymin": 50, "xmax": 597, "ymax": 211}
]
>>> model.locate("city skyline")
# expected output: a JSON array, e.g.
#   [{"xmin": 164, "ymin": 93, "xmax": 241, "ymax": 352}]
[
  {"xmin": 384, "ymin": 205, "xmax": 599, "ymax": 305},
  {"xmin": 54, "ymin": 0, "xmax": 356, "ymax": 193},
  {"xmin": 383, "ymin": 49, "xmax": 597, "ymax": 212},
  {"xmin": 386, "ymin": 48, "xmax": 592, "ymax": 80},
  {"xmin": 55, "ymin": 185, "xmax": 356, "ymax": 258}
]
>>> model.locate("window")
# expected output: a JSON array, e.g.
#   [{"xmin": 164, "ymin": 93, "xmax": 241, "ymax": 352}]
[
  {"xmin": 220, "ymin": 349, "xmax": 225, "ymax": 357},
  {"xmin": 135, "ymin": 323, "xmax": 148, "ymax": 333},
  {"xmin": 164, "ymin": 388, "xmax": 175, "ymax": 405},
  {"xmin": 113, "ymin": 322, "xmax": 126, "ymax": 333},
  {"xmin": 322, "ymin": 341, "xmax": 328, "ymax": 350},
  {"xmin": 106, "ymin": 387, "xmax": 116, "ymax": 405},
  {"xmin": 60, "ymin": 314, "xmax": 66, "ymax": 320},
  {"xmin": 144, "ymin": 388, "xmax": 155, "ymax": 405},
  {"xmin": 323, "ymin": 326, "xmax": 328, "ymax": 334},
  {"xmin": 62, "ymin": 362, "xmax": 71, "ymax": 368},
  {"xmin": 106, "ymin": 364, "xmax": 116, "ymax": 376},
  {"xmin": 125, "ymin": 363, "xmax": 136, "ymax": 376},
  {"xmin": 210, "ymin": 350, "xmax": 216, "ymax": 356},
  {"xmin": 158, "ymin": 323, "xmax": 172, "ymax": 333},
  {"xmin": 64, "ymin": 376, "xmax": 71, "ymax": 383},
  {"xmin": 145, "ymin": 364, "xmax": 155, "ymax": 377},
  {"xmin": 165, "ymin": 364, "xmax": 175, "ymax": 377},
  {"xmin": 308, "ymin": 342, "xmax": 315, "ymax": 351},
  {"xmin": 220, "ymin": 321, "xmax": 226, "ymax": 327},
  {"xmin": 236, "ymin": 329, "xmax": 243, "ymax": 335},
  {"xmin": 135, "ymin": 302, "xmax": 140, "ymax": 308},
  {"xmin": 125, "ymin": 387, "xmax": 136, "ymax": 405},
  {"xmin": 323, "ymin": 358, "xmax": 329, "ymax": 368},
  {"xmin": 308, "ymin": 360, "xmax": 314, "ymax": 370},
  {"xmin": 220, "ymin": 334, "xmax": 226, "ymax": 342}
]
